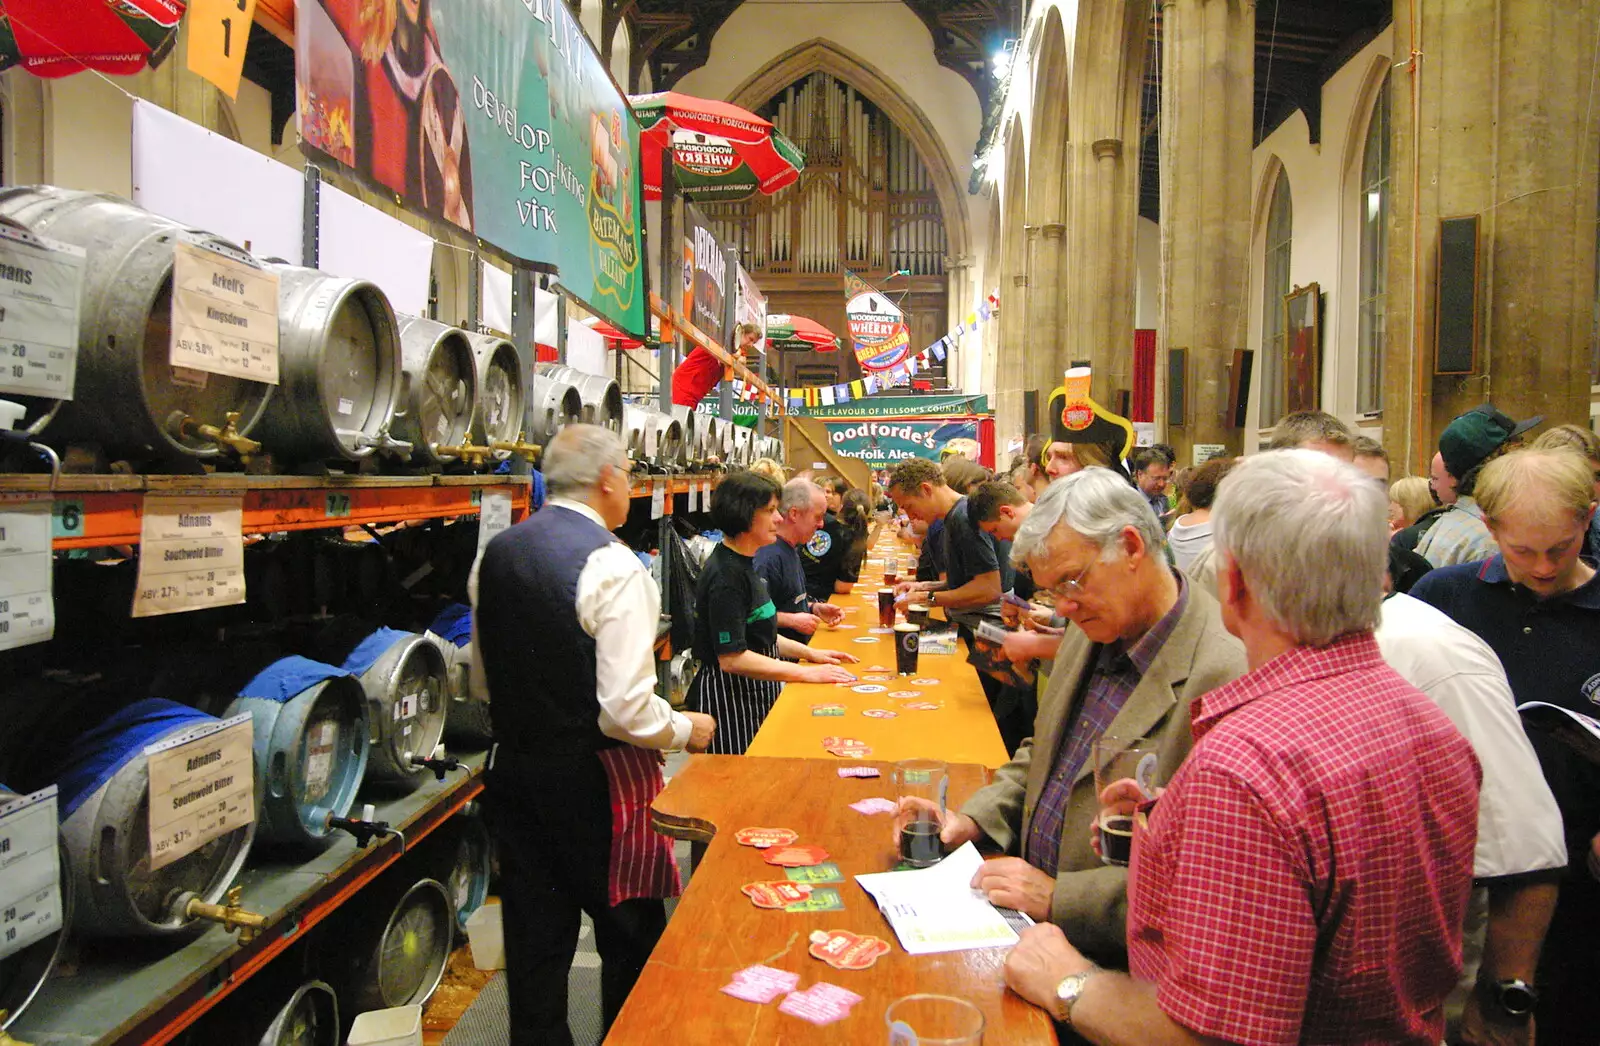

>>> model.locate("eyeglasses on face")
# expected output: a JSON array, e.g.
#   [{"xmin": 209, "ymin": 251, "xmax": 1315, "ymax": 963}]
[{"xmin": 1040, "ymin": 557, "xmax": 1096, "ymax": 603}]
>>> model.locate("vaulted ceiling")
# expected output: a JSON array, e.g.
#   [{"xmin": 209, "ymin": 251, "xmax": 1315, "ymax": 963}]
[
  {"xmin": 1137, "ymin": 0, "xmax": 1393, "ymax": 221},
  {"xmin": 602, "ymin": 0, "xmax": 1023, "ymax": 111}
]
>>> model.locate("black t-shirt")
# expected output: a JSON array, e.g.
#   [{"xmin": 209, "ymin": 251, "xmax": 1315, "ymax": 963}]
[
  {"xmin": 754, "ymin": 537, "xmax": 811, "ymax": 643},
  {"xmin": 916, "ymin": 518, "xmax": 946, "ymax": 582},
  {"xmin": 943, "ymin": 497, "xmax": 1012, "ymax": 614},
  {"xmin": 692, "ymin": 542, "xmax": 779, "ymax": 661},
  {"xmin": 801, "ymin": 512, "xmax": 863, "ymax": 602}
]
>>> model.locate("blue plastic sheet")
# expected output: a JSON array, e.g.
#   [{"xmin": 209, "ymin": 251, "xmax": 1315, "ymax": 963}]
[
  {"xmin": 340, "ymin": 627, "xmax": 410, "ymax": 676},
  {"xmin": 56, "ymin": 699, "xmax": 215, "ymax": 819},
  {"xmin": 238, "ymin": 656, "xmax": 352, "ymax": 703},
  {"xmin": 427, "ymin": 604, "xmax": 472, "ymax": 648}
]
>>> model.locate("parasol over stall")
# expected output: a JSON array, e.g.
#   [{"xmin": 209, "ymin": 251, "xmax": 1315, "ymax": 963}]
[
  {"xmin": 0, "ymin": 0, "xmax": 186, "ymax": 78},
  {"xmin": 631, "ymin": 91, "xmax": 805, "ymax": 201},
  {"xmin": 765, "ymin": 314, "xmax": 841, "ymax": 353}
]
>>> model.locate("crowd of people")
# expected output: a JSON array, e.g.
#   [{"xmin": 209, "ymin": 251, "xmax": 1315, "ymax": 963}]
[{"xmin": 468, "ymin": 392, "xmax": 1600, "ymax": 1045}]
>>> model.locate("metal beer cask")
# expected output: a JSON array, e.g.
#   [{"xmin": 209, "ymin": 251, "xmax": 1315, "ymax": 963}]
[
  {"xmin": 338, "ymin": 629, "xmax": 448, "ymax": 789},
  {"xmin": 326, "ymin": 877, "xmax": 452, "ymax": 1016},
  {"xmin": 54, "ymin": 700, "xmax": 255, "ymax": 937},
  {"xmin": 0, "ymin": 187, "xmax": 273, "ymax": 463},
  {"xmin": 392, "ymin": 315, "xmax": 478, "ymax": 467},
  {"xmin": 464, "ymin": 332, "xmax": 525, "ymax": 458},
  {"xmin": 252, "ymin": 265, "xmax": 405, "ymax": 464},
  {"xmin": 524, "ymin": 369, "xmax": 582, "ymax": 446},
  {"xmin": 535, "ymin": 363, "xmax": 622, "ymax": 431},
  {"xmin": 224, "ymin": 658, "xmax": 370, "ymax": 848}
]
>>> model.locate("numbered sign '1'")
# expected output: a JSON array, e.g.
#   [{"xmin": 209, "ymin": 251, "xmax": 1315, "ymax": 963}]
[
  {"xmin": 0, "ymin": 224, "xmax": 85, "ymax": 401},
  {"xmin": 133, "ymin": 494, "xmax": 246, "ymax": 618},
  {"xmin": 0, "ymin": 495, "xmax": 54, "ymax": 650},
  {"xmin": 144, "ymin": 714, "xmax": 254, "ymax": 872},
  {"xmin": 0, "ymin": 786, "xmax": 63, "ymax": 961}
]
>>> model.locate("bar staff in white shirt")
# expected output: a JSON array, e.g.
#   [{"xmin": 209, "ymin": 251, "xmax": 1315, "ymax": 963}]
[{"xmin": 473, "ymin": 424, "xmax": 714, "ymax": 1045}]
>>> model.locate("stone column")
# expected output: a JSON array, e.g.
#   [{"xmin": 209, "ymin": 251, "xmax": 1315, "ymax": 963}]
[
  {"xmin": 1027, "ymin": 222, "xmax": 1068, "ymax": 400},
  {"xmin": 1158, "ymin": 0, "xmax": 1255, "ymax": 460},
  {"xmin": 994, "ymin": 264, "xmax": 1032, "ymax": 446},
  {"xmin": 1384, "ymin": 0, "xmax": 1600, "ymax": 474}
]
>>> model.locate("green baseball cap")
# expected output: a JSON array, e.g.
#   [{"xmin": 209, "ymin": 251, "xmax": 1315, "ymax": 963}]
[{"xmin": 1439, "ymin": 404, "xmax": 1543, "ymax": 479}]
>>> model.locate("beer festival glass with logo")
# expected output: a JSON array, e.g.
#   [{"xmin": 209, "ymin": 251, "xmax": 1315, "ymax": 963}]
[
  {"xmin": 1092, "ymin": 733, "xmax": 1160, "ymax": 866},
  {"xmin": 893, "ymin": 622, "xmax": 920, "ymax": 675},
  {"xmin": 893, "ymin": 759, "xmax": 949, "ymax": 868}
]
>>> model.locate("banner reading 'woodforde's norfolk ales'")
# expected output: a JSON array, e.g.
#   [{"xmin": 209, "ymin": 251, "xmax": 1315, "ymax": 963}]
[{"xmin": 297, "ymin": 0, "xmax": 645, "ymax": 334}]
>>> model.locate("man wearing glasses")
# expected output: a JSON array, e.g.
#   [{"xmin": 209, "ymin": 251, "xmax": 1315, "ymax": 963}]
[{"xmin": 928, "ymin": 468, "xmax": 1245, "ymax": 966}]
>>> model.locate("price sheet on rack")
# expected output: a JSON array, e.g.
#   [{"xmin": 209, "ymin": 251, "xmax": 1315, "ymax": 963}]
[
  {"xmin": 132, "ymin": 493, "xmax": 246, "ymax": 617},
  {"xmin": 0, "ymin": 494, "xmax": 54, "ymax": 650},
  {"xmin": 0, "ymin": 786, "xmax": 63, "ymax": 961},
  {"xmin": 144, "ymin": 714, "xmax": 254, "ymax": 871}
]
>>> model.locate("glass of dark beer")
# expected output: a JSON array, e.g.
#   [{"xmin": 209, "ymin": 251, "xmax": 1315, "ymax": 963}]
[
  {"xmin": 1092, "ymin": 734, "xmax": 1160, "ymax": 866},
  {"xmin": 877, "ymin": 588, "xmax": 896, "ymax": 629},
  {"xmin": 893, "ymin": 623, "xmax": 920, "ymax": 675},
  {"xmin": 906, "ymin": 603, "xmax": 930, "ymax": 628},
  {"xmin": 893, "ymin": 758, "xmax": 949, "ymax": 868}
]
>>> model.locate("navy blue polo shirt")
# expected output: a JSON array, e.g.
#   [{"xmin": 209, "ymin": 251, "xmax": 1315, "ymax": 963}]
[
  {"xmin": 1412, "ymin": 555, "xmax": 1600, "ymax": 880},
  {"xmin": 754, "ymin": 536, "xmax": 812, "ymax": 644},
  {"xmin": 1410, "ymin": 555, "xmax": 1600, "ymax": 714}
]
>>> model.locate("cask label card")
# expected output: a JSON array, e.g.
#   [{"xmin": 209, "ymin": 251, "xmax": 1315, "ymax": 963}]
[
  {"xmin": 145, "ymin": 714, "xmax": 254, "ymax": 871},
  {"xmin": 133, "ymin": 494, "xmax": 246, "ymax": 617},
  {"xmin": 0, "ymin": 495, "xmax": 54, "ymax": 650},
  {"xmin": 0, "ymin": 786, "xmax": 62, "ymax": 960},
  {"xmin": 0, "ymin": 224, "xmax": 84, "ymax": 399},
  {"xmin": 170, "ymin": 238, "xmax": 280, "ymax": 384}
]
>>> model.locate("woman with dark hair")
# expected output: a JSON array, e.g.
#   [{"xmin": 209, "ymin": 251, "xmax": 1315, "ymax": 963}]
[
  {"xmin": 687, "ymin": 471, "xmax": 858, "ymax": 754},
  {"xmin": 802, "ymin": 487, "xmax": 871, "ymax": 601}
]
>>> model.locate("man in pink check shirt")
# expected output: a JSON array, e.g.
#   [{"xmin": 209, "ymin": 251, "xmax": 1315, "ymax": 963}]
[{"xmin": 1004, "ymin": 449, "xmax": 1481, "ymax": 1045}]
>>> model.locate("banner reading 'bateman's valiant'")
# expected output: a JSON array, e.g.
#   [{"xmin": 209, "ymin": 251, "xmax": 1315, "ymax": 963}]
[{"xmin": 296, "ymin": 0, "xmax": 645, "ymax": 334}]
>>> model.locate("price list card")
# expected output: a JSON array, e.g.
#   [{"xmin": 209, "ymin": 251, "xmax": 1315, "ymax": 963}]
[
  {"xmin": 0, "ymin": 786, "xmax": 63, "ymax": 961},
  {"xmin": 170, "ymin": 238, "xmax": 280, "ymax": 384},
  {"xmin": 132, "ymin": 494, "xmax": 246, "ymax": 617},
  {"xmin": 0, "ymin": 495, "xmax": 53, "ymax": 650},
  {"xmin": 144, "ymin": 714, "xmax": 254, "ymax": 872},
  {"xmin": 0, "ymin": 224, "xmax": 85, "ymax": 399}
]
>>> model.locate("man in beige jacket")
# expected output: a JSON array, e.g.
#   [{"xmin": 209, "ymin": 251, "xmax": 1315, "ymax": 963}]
[{"xmin": 928, "ymin": 467, "xmax": 1246, "ymax": 966}]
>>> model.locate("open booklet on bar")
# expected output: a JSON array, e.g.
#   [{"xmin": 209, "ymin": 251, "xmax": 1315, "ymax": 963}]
[{"xmin": 854, "ymin": 842, "xmax": 1031, "ymax": 955}]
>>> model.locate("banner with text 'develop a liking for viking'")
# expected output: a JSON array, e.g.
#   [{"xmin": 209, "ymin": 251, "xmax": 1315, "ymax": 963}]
[
  {"xmin": 296, "ymin": 0, "xmax": 645, "ymax": 335},
  {"xmin": 844, "ymin": 269, "xmax": 911, "ymax": 373}
]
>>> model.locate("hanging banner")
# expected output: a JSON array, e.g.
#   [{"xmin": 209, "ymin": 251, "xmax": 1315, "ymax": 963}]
[
  {"xmin": 824, "ymin": 419, "xmax": 980, "ymax": 466},
  {"xmin": 684, "ymin": 202, "xmax": 729, "ymax": 348},
  {"xmin": 296, "ymin": 0, "xmax": 646, "ymax": 334},
  {"xmin": 844, "ymin": 270, "xmax": 911, "ymax": 374}
]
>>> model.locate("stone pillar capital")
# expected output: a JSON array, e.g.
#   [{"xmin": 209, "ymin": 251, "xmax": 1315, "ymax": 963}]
[
  {"xmin": 1041, "ymin": 222, "xmax": 1067, "ymax": 239},
  {"xmin": 1092, "ymin": 138, "xmax": 1123, "ymax": 162},
  {"xmin": 1012, "ymin": 273, "xmax": 1029, "ymax": 288}
]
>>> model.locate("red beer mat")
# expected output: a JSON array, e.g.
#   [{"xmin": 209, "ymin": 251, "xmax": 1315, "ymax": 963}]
[
  {"xmin": 742, "ymin": 880, "xmax": 814, "ymax": 909},
  {"xmin": 762, "ymin": 844, "xmax": 832, "ymax": 867},
  {"xmin": 735, "ymin": 827, "xmax": 800, "ymax": 848},
  {"xmin": 808, "ymin": 928, "xmax": 891, "ymax": 970}
]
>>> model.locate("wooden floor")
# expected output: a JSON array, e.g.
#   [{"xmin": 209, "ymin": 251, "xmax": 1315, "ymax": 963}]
[{"xmin": 423, "ymin": 938, "xmax": 498, "ymax": 1043}]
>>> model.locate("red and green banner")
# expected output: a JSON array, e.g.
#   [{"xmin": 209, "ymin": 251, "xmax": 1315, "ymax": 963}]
[{"xmin": 844, "ymin": 269, "xmax": 911, "ymax": 373}]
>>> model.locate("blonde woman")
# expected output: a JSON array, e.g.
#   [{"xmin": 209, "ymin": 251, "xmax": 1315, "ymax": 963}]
[
  {"xmin": 748, "ymin": 457, "xmax": 787, "ymax": 486},
  {"xmin": 1389, "ymin": 476, "xmax": 1434, "ymax": 533}
]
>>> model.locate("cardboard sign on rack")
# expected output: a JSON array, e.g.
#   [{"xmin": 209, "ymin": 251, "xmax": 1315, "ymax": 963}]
[
  {"xmin": 144, "ymin": 714, "xmax": 254, "ymax": 871},
  {"xmin": 0, "ymin": 785, "xmax": 63, "ymax": 961},
  {"xmin": 170, "ymin": 238, "xmax": 280, "ymax": 385},
  {"xmin": 132, "ymin": 494, "xmax": 247, "ymax": 618},
  {"xmin": 0, "ymin": 223, "xmax": 85, "ymax": 400}
]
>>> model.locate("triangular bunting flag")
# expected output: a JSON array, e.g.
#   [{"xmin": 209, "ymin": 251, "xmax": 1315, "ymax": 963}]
[
  {"xmin": 979, "ymin": 302, "xmax": 991, "ymax": 321},
  {"xmin": 932, "ymin": 341, "xmax": 947, "ymax": 362}
]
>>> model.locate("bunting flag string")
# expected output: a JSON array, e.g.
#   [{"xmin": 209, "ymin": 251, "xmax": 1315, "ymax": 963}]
[{"xmin": 729, "ymin": 290, "xmax": 999, "ymax": 405}]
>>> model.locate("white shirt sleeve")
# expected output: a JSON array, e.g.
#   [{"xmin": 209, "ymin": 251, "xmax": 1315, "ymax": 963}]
[{"xmin": 577, "ymin": 542, "xmax": 692, "ymax": 750}]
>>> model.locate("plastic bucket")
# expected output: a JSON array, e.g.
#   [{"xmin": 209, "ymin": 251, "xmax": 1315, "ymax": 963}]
[
  {"xmin": 347, "ymin": 1004, "xmax": 422, "ymax": 1046},
  {"xmin": 465, "ymin": 902, "xmax": 504, "ymax": 971}
]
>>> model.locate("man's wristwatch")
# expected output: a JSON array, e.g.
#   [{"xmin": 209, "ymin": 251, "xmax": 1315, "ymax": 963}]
[
  {"xmin": 1053, "ymin": 969, "xmax": 1097, "ymax": 1025},
  {"xmin": 1479, "ymin": 977, "xmax": 1538, "ymax": 1022}
]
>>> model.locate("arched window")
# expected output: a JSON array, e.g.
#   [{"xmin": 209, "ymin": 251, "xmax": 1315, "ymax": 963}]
[
  {"xmin": 1259, "ymin": 167, "xmax": 1293, "ymax": 426},
  {"xmin": 1357, "ymin": 75, "xmax": 1391, "ymax": 413}
]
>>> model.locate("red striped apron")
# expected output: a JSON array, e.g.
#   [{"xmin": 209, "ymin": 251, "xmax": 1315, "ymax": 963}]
[{"xmin": 596, "ymin": 745, "xmax": 682, "ymax": 906}]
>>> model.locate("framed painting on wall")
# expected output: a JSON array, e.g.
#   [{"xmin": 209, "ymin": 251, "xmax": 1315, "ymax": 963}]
[{"xmin": 1283, "ymin": 283, "xmax": 1322, "ymax": 414}]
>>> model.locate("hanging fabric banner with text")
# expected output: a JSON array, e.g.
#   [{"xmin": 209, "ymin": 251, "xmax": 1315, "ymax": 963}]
[
  {"xmin": 823, "ymin": 419, "xmax": 980, "ymax": 466},
  {"xmin": 296, "ymin": 0, "xmax": 646, "ymax": 334},
  {"xmin": 683, "ymin": 202, "xmax": 730, "ymax": 348}
]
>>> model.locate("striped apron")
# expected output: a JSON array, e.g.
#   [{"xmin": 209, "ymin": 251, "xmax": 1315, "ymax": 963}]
[
  {"xmin": 595, "ymin": 745, "xmax": 682, "ymax": 906},
  {"xmin": 686, "ymin": 657, "xmax": 783, "ymax": 755}
]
